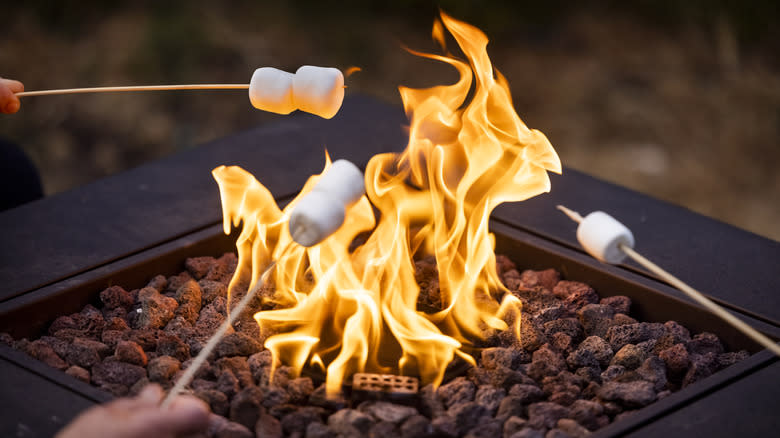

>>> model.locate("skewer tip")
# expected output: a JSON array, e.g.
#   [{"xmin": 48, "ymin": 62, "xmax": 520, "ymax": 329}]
[{"xmin": 556, "ymin": 205, "xmax": 584, "ymax": 224}]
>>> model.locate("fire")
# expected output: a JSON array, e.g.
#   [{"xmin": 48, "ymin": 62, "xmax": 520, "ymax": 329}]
[{"xmin": 212, "ymin": 12, "xmax": 560, "ymax": 396}]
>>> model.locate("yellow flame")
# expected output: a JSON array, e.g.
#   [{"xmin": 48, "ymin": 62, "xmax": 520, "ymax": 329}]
[{"xmin": 212, "ymin": 12, "xmax": 560, "ymax": 397}]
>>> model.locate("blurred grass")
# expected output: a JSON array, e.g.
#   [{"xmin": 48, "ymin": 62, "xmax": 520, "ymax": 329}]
[{"xmin": 0, "ymin": 1, "xmax": 778, "ymax": 241}]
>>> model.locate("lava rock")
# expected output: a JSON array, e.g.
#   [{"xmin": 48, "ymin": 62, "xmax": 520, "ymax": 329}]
[
  {"xmin": 557, "ymin": 418, "xmax": 592, "ymax": 438},
  {"xmin": 543, "ymin": 318, "xmax": 584, "ymax": 343},
  {"xmin": 66, "ymin": 338, "xmax": 104, "ymax": 368},
  {"xmin": 281, "ymin": 406, "xmax": 327, "ymax": 435},
  {"xmin": 23, "ymin": 339, "xmax": 68, "ymax": 370},
  {"xmin": 508, "ymin": 384, "xmax": 545, "ymax": 404},
  {"xmin": 174, "ymin": 279, "xmax": 203, "ymax": 324},
  {"xmin": 599, "ymin": 296, "xmax": 631, "ymax": 315},
  {"xmin": 527, "ymin": 402, "xmax": 570, "ymax": 430},
  {"xmin": 610, "ymin": 344, "xmax": 645, "ymax": 370},
  {"xmin": 147, "ymin": 355, "xmax": 180, "ymax": 383},
  {"xmin": 256, "ymin": 411, "xmax": 283, "ymax": 438},
  {"xmin": 114, "ymin": 340, "xmax": 147, "ymax": 366},
  {"xmin": 287, "ymin": 377, "xmax": 314, "ymax": 403},
  {"xmin": 401, "ymin": 415, "xmax": 433, "ymax": 438},
  {"xmin": 659, "ymin": 343, "xmax": 690, "ymax": 376},
  {"xmin": 568, "ymin": 336, "xmax": 613, "ymax": 369},
  {"xmin": 686, "ymin": 332, "xmax": 724, "ymax": 356},
  {"xmin": 195, "ymin": 388, "xmax": 230, "ymax": 416},
  {"xmin": 553, "ymin": 281, "xmax": 598, "ymax": 308},
  {"xmin": 437, "ymin": 377, "xmax": 476, "ymax": 408},
  {"xmin": 465, "ymin": 417, "xmax": 503, "ymax": 438},
  {"xmin": 328, "ymin": 409, "xmax": 375, "ymax": 437},
  {"xmin": 210, "ymin": 415, "xmax": 253, "ymax": 438},
  {"xmin": 577, "ymin": 304, "xmax": 615, "ymax": 338},
  {"xmin": 606, "ymin": 323, "xmax": 665, "ymax": 351},
  {"xmin": 509, "ymin": 429, "xmax": 545, "ymax": 438},
  {"xmin": 503, "ymin": 416, "xmax": 528, "ymax": 438},
  {"xmin": 495, "ymin": 396, "xmax": 527, "ymax": 420},
  {"xmin": 528, "ymin": 344, "xmax": 566, "ymax": 380},
  {"xmin": 185, "ymin": 256, "xmax": 216, "ymax": 280},
  {"xmin": 448, "ymin": 402, "xmax": 488, "ymax": 435},
  {"xmin": 134, "ymin": 287, "xmax": 178, "ymax": 329},
  {"xmin": 229, "ymin": 385, "xmax": 264, "ymax": 430},
  {"xmin": 683, "ymin": 352, "xmax": 719, "ymax": 387},
  {"xmin": 474, "ymin": 385, "xmax": 506, "ymax": 415},
  {"xmin": 636, "ymin": 356, "xmax": 668, "ymax": 391},
  {"xmin": 100, "ymin": 285, "xmax": 135, "ymax": 310},
  {"xmin": 569, "ymin": 399, "xmax": 608, "ymax": 431},
  {"xmin": 261, "ymin": 386, "xmax": 291, "ymax": 409},
  {"xmin": 718, "ymin": 351, "xmax": 750, "ymax": 368},
  {"xmin": 306, "ymin": 422, "xmax": 335, "ymax": 438},
  {"xmin": 216, "ymin": 332, "xmax": 262, "ymax": 357},
  {"xmin": 598, "ymin": 380, "xmax": 657, "ymax": 407},
  {"xmin": 519, "ymin": 269, "xmax": 561, "ymax": 291},
  {"xmin": 65, "ymin": 365, "xmax": 90, "ymax": 383},
  {"xmin": 360, "ymin": 401, "xmax": 419, "ymax": 424},
  {"xmin": 520, "ymin": 320, "xmax": 546, "ymax": 351},
  {"xmin": 481, "ymin": 347, "xmax": 524, "ymax": 369},
  {"xmin": 91, "ymin": 360, "xmax": 146, "ymax": 387},
  {"xmin": 156, "ymin": 333, "xmax": 190, "ymax": 362}
]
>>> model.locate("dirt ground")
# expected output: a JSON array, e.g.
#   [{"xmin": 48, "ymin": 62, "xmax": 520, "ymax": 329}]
[{"xmin": 1, "ymin": 3, "xmax": 778, "ymax": 241}]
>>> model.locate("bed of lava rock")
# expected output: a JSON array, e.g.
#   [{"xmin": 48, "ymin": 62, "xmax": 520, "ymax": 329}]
[{"xmin": 2, "ymin": 253, "xmax": 750, "ymax": 438}]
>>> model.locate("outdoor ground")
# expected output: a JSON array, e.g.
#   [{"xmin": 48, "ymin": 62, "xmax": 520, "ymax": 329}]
[{"xmin": 1, "ymin": 1, "xmax": 778, "ymax": 241}]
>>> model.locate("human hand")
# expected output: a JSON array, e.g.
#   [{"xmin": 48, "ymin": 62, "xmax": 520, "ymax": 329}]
[
  {"xmin": 55, "ymin": 384, "xmax": 210, "ymax": 438},
  {"xmin": 0, "ymin": 77, "xmax": 24, "ymax": 114}
]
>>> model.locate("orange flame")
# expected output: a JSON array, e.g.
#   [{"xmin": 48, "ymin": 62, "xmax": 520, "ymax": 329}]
[{"xmin": 212, "ymin": 12, "xmax": 560, "ymax": 396}]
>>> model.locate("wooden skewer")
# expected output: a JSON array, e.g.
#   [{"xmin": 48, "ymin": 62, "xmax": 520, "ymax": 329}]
[
  {"xmin": 557, "ymin": 205, "xmax": 780, "ymax": 357},
  {"xmin": 160, "ymin": 261, "xmax": 276, "ymax": 409},
  {"xmin": 15, "ymin": 84, "xmax": 249, "ymax": 97}
]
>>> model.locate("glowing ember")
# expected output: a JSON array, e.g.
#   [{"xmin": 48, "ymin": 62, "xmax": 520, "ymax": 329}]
[{"xmin": 212, "ymin": 12, "xmax": 561, "ymax": 397}]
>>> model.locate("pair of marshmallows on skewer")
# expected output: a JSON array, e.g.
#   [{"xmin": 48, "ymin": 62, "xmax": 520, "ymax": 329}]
[{"xmin": 17, "ymin": 65, "xmax": 346, "ymax": 120}]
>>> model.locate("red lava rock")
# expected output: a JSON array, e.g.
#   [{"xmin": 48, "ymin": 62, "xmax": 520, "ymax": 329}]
[
  {"xmin": 281, "ymin": 406, "xmax": 328, "ymax": 434},
  {"xmin": 474, "ymin": 386, "xmax": 506, "ymax": 415},
  {"xmin": 577, "ymin": 304, "xmax": 615, "ymax": 338},
  {"xmin": 40, "ymin": 335, "xmax": 70, "ymax": 358},
  {"xmin": 215, "ymin": 332, "xmax": 262, "ymax": 358},
  {"xmin": 166, "ymin": 271, "xmax": 194, "ymax": 294},
  {"xmin": 401, "ymin": 414, "xmax": 433, "ymax": 438},
  {"xmin": 306, "ymin": 422, "xmax": 335, "ymax": 438},
  {"xmin": 328, "ymin": 408, "xmax": 375, "ymax": 437},
  {"xmin": 447, "ymin": 402, "xmax": 488, "ymax": 435},
  {"xmin": 195, "ymin": 388, "xmax": 230, "ymax": 416},
  {"xmin": 210, "ymin": 414, "xmax": 254, "ymax": 438},
  {"xmin": 100, "ymin": 330, "xmax": 124, "ymax": 349},
  {"xmin": 185, "ymin": 256, "xmax": 217, "ymax": 280},
  {"xmin": 543, "ymin": 318, "xmax": 583, "ymax": 343},
  {"xmin": 156, "ymin": 332, "xmax": 190, "ymax": 361},
  {"xmin": 147, "ymin": 355, "xmax": 180, "ymax": 383},
  {"xmin": 216, "ymin": 356, "xmax": 253, "ymax": 388},
  {"xmin": 465, "ymin": 417, "xmax": 502, "ymax": 438},
  {"xmin": 65, "ymin": 365, "xmax": 90, "ymax": 383},
  {"xmin": 718, "ymin": 350, "xmax": 750, "ymax": 368},
  {"xmin": 23, "ymin": 339, "xmax": 68, "ymax": 370},
  {"xmin": 134, "ymin": 287, "xmax": 178, "ymax": 330},
  {"xmin": 502, "ymin": 416, "xmax": 529, "ymax": 437},
  {"xmin": 199, "ymin": 279, "xmax": 228, "ymax": 304},
  {"xmin": 146, "ymin": 274, "xmax": 167, "ymax": 292},
  {"xmin": 637, "ymin": 356, "xmax": 668, "ymax": 391},
  {"xmin": 556, "ymin": 418, "xmax": 591, "ymax": 438},
  {"xmin": 261, "ymin": 385, "xmax": 291, "ymax": 409},
  {"xmin": 495, "ymin": 255, "xmax": 517, "ymax": 276},
  {"xmin": 481, "ymin": 347, "xmax": 523, "ymax": 369},
  {"xmin": 606, "ymin": 322, "xmax": 665, "ymax": 351},
  {"xmin": 659, "ymin": 343, "xmax": 689, "ymax": 375},
  {"xmin": 122, "ymin": 329, "xmax": 159, "ymax": 351},
  {"xmin": 360, "ymin": 401, "xmax": 418, "ymax": 424},
  {"xmin": 527, "ymin": 402, "xmax": 570, "ymax": 430},
  {"xmin": 508, "ymin": 384, "xmax": 545, "ymax": 404},
  {"xmin": 682, "ymin": 352, "xmax": 719, "ymax": 387},
  {"xmin": 175, "ymin": 279, "xmax": 203, "ymax": 324},
  {"xmin": 600, "ymin": 364, "xmax": 626, "ymax": 382},
  {"xmin": 519, "ymin": 320, "xmax": 546, "ymax": 351},
  {"xmin": 519, "ymin": 269, "xmax": 561, "ymax": 291},
  {"xmin": 48, "ymin": 316, "xmax": 78, "ymax": 334},
  {"xmin": 115, "ymin": 340, "xmax": 147, "ymax": 366},
  {"xmin": 229, "ymin": 385, "xmax": 264, "ymax": 430},
  {"xmin": 206, "ymin": 253, "xmax": 238, "ymax": 284},
  {"xmin": 528, "ymin": 344, "xmax": 566, "ymax": 381},
  {"xmin": 99, "ymin": 285, "xmax": 134, "ymax": 310},
  {"xmin": 663, "ymin": 321, "xmax": 691, "ymax": 344},
  {"xmin": 600, "ymin": 296, "xmax": 631, "ymax": 314},
  {"xmin": 105, "ymin": 316, "xmax": 129, "ymax": 331},
  {"xmin": 92, "ymin": 360, "xmax": 146, "ymax": 387},
  {"xmin": 256, "ymin": 411, "xmax": 283, "ymax": 438},
  {"xmin": 611, "ymin": 344, "xmax": 645, "ymax": 370},
  {"xmin": 73, "ymin": 305, "xmax": 107, "ymax": 335},
  {"xmin": 569, "ymin": 399, "xmax": 608, "ymax": 431},
  {"xmin": 598, "ymin": 380, "xmax": 657, "ymax": 407},
  {"xmin": 686, "ymin": 332, "xmax": 724, "ymax": 356},
  {"xmin": 66, "ymin": 338, "xmax": 104, "ymax": 368},
  {"xmin": 217, "ymin": 369, "xmax": 241, "ymax": 399},
  {"xmin": 568, "ymin": 335, "xmax": 614, "ymax": 369},
  {"xmin": 495, "ymin": 396, "xmax": 526, "ymax": 420},
  {"xmin": 437, "ymin": 377, "xmax": 476, "ymax": 408},
  {"xmin": 553, "ymin": 281, "xmax": 597, "ymax": 302},
  {"xmin": 287, "ymin": 377, "xmax": 315, "ymax": 404}
]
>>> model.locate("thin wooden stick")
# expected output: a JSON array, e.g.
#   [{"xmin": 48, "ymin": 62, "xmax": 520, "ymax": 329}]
[
  {"xmin": 618, "ymin": 243, "xmax": 780, "ymax": 357},
  {"xmin": 556, "ymin": 204, "xmax": 780, "ymax": 357},
  {"xmin": 16, "ymin": 84, "xmax": 249, "ymax": 97},
  {"xmin": 160, "ymin": 261, "xmax": 276, "ymax": 409}
]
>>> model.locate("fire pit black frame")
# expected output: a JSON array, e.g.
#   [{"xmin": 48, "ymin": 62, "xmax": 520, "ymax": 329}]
[{"xmin": 1, "ymin": 96, "xmax": 778, "ymax": 437}]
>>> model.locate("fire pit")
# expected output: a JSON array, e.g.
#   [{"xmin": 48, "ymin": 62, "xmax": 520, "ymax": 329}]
[{"xmin": 2, "ymin": 15, "xmax": 779, "ymax": 437}]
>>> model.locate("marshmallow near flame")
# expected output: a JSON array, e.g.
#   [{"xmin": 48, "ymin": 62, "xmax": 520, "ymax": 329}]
[
  {"xmin": 289, "ymin": 159, "xmax": 365, "ymax": 247},
  {"xmin": 249, "ymin": 66, "xmax": 345, "ymax": 119}
]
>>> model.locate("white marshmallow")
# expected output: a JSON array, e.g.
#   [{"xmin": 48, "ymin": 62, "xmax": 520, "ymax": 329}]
[
  {"xmin": 289, "ymin": 160, "xmax": 365, "ymax": 247},
  {"xmin": 249, "ymin": 67, "xmax": 296, "ymax": 115},
  {"xmin": 576, "ymin": 211, "xmax": 635, "ymax": 264},
  {"xmin": 292, "ymin": 66, "xmax": 345, "ymax": 120}
]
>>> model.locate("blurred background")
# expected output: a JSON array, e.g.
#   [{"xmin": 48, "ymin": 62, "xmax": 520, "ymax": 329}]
[{"xmin": 1, "ymin": 0, "xmax": 778, "ymax": 241}]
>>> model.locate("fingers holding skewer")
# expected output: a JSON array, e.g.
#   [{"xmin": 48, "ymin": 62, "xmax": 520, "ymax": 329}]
[{"xmin": 0, "ymin": 77, "xmax": 24, "ymax": 114}]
